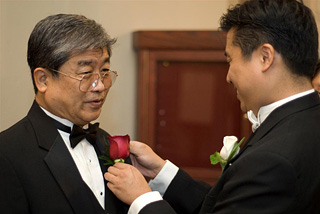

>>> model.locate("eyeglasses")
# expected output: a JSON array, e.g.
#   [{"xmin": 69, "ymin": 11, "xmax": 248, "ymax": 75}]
[{"xmin": 48, "ymin": 68, "xmax": 118, "ymax": 92}]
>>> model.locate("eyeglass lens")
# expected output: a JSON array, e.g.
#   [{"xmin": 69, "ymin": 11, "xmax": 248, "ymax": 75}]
[{"xmin": 80, "ymin": 72, "xmax": 116, "ymax": 92}]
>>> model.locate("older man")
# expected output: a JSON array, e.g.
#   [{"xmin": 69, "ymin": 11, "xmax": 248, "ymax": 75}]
[{"xmin": 0, "ymin": 14, "xmax": 129, "ymax": 214}]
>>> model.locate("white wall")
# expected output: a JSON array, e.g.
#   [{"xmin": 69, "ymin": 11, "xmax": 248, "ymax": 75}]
[
  {"xmin": 0, "ymin": 0, "xmax": 229, "ymax": 138},
  {"xmin": 1, "ymin": 0, "xmax": 319, "ymax": 139}
]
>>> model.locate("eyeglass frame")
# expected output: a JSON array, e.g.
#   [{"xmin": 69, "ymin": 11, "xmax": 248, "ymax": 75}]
[{"xmin": 47, "ymin": 68, "xmax": 118, "ymax": 92}]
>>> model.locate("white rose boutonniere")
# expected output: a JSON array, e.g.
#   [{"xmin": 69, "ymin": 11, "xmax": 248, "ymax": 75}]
[{"xmin": 210, "ymin": 136, "xmax": 245, "ymax": 172}]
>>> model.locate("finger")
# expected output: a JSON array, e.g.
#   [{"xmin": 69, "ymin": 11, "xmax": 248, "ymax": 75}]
[
  {"xmin": 106, "ymin": 180, "xmax": 114, "ymax": 190},
  {"xmin": 106, "ymin": 180, "xmax": 118, "ymax": 194},
  {"xmin": 106, "ymin": 181, "xmax": 122, "ymax": 196},
  {"xmin": 112, "ymin": 162, "xmax": 128, "ymax": 169},
  {"xmin": 107, "ymin": 164, "xmax": 133, "ymax": 180},
  {"xmin": 107, "ymin": 166, "xmax": 122, "ymax": 176},
  {"xmin": 104, "ymin": 172, "xmax": 117, "ymax": 183},
  {"xmin": 129, "ymin": 141, "xmax": 138, "ymax": 154}
]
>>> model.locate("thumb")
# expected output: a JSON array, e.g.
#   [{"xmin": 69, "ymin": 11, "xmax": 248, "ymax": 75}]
[{"xmin": 129, "ymin": 141, "xmax": 145, "ymax": 155}]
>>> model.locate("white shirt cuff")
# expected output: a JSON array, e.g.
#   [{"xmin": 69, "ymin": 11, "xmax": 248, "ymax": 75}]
[
  {"xmin": 128, "ymin": 191, "xmax": 162, "ymax": 214},
  {"xmin": 148, "ymin": 160, "xmax": 179, "ymax": 196}
]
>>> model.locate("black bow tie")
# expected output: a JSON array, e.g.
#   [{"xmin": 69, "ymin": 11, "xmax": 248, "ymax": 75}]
[
  {"xmin": 51, "ymin": 118, "xmax": 99, "ymax": 148},
  {"xmin": 69, "ymin": 123, "xmax": 99, "ymax": 148}
]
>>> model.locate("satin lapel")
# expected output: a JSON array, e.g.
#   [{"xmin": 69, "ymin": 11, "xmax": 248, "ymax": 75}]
[
  {"xmin": 45, "ymin": 137, "xmax": 99, "ymax": 214},
  {"xmin": 28, "ymin": 101, "xmax": 97, "ymax": 214},
  {"xmin": 224, "ymin": 92, "xmax": 320, "ymax": 172},
  {"xmin": 95, "ymin": 131, "xmax": 110, "ymax": 174}
]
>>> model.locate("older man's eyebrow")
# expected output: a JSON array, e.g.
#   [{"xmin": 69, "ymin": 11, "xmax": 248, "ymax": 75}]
[
  {"xmin": 77, "ymin": 56, "xmax": 110, "ymax": 67},
  {"xmin": 77, "ymin": 60, "xmax": 94, "ymax": 66}
]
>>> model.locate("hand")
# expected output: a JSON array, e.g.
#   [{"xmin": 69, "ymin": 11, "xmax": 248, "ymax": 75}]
[
  {"xmin": 104, "ymin": 163, "xmax": 151, "ymax": 205},
  {"xmin": 129, "ymin": 141, "xmax": 166, "ymax": 179}
]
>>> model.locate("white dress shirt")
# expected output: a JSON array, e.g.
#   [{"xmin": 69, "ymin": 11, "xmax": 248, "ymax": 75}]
[
  {"xmin": 247, "ymin": 89, "xmax": 315, "ymax": 132},
  {"xmin": 41, "ymin": 108, "xmax": 105, "ymax": 209},
  {"xmin": 128, "ymin": 89, "xmax": 315, "ymax": 214}
]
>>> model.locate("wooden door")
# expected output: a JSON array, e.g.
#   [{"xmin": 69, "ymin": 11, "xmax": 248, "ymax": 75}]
[{"xmin": 134, "ymin": 31, "xmax": 251, "ymax": 185}]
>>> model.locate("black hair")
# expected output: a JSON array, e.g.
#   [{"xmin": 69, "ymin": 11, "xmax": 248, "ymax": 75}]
[{"xmin": 220, "ymin": 0, "xmax": 318, "ymax": 78}]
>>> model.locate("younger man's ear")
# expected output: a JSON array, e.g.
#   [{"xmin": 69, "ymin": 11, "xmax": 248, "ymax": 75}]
[
  {"xmin": 260, "ymin": 43, "xmax": 275, "ymax": 72},
  {"xmin": 33, "ymin": 68, "xmax": 49, "ymax": 93}
]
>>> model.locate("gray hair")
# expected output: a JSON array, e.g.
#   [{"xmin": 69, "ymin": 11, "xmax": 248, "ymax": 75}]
[{"xmin": 27, "ymin": 14, "xmax": 117, "ymax": 93}]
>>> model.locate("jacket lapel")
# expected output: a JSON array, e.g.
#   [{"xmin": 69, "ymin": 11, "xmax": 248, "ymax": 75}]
[
  {"xmin": 224, "ymin": 92, "xmax": 320, "ymax": 171},
  {"xmin": 27, "ymin": 101, "xmax": 102, "ymax": 214},
  {"xmin": 44, "ymin": 137, "xmax": 99, "ymax": 214}
]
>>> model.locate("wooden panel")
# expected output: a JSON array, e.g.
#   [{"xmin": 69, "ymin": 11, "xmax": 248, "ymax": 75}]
[
  {"xmin": 134, "ymin": 31, "xmax": 251, "ymax": 184},
  {"xmin": 155, "ymin": 61, "xmax": 242, "ymax": 167},
  {"xmin": 133, "ymin": 31, "xmax": 226, "ymax": 50},
  {"xmin": 136, "ymin": 50, "xmax": 234, "ymax": 147}
]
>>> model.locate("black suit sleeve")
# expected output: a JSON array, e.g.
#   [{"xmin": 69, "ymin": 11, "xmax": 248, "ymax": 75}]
[
  {"xmin": 140, "ymin": 200, "xmax": 177, "ymax": 214},
  {"xmin": 164, "ymin": 169, "xmax": 211, "ymax": 214},
  {"xmin": 139, "ymin": 169, "xmax": 211, "ymax": 214}
]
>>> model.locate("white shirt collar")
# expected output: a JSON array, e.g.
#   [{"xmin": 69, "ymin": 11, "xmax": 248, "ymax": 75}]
[
  {"xmin": 40, "ymin": 106, "xmax": 73, "ymax": 128},
  {"xmin": 247, "ymin": 89, "xmax": 315, "ymax": 132}
]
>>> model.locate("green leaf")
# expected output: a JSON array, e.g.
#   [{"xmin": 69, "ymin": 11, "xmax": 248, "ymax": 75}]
[
  {"xmin": 99, "ymin": 155, "xmax": 108, "ymax": 161},
  {"xmin": 103, "ymin": 160, "xmax": 115, "ymax": 166},
  {"xmin": 99, "ymin": 136, "xmax": 116, "ymax": 166},
  {"xmin": 98, "ymin": 155, "xmax": 113, "ymax": 165},
  {"xmin": 210, "ymin": 152, "xmax": 222, "ymax": 165}
]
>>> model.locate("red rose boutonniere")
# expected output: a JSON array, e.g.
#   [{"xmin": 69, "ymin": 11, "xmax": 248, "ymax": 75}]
[
  {"xmin": 99, "ymin": 134, "xmax": 130, "ymax": 165},
  {"xmin": 109, "ymin": 135, "xmax": 130, "ymax": 163}
]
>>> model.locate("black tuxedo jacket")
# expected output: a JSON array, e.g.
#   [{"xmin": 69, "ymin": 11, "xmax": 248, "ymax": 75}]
[
  {"xmin": 0, "ymin": 101, "xmax": 129, "ymax": 214},
  {"xmin": 140, "ymin": 92, "xmax": 320, "ymax": 214}
]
